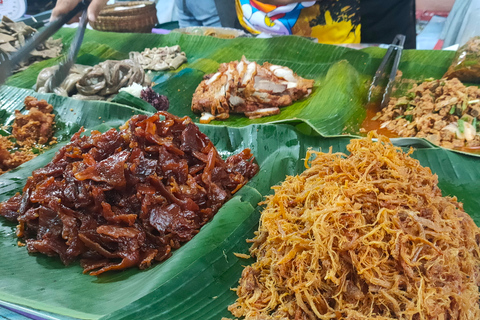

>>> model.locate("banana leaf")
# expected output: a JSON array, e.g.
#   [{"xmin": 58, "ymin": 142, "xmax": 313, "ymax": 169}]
[
  {"xmin": 0, "ymin": 88, "xmax": 480, "ymax": 319},
  {"xmin": 6, "ymin": 29, "xmax": 457, "ymax": 136},
  {"xmin": 6, "ymin": 42, "xmax": 126, "ymax": 90},
  {"xmin": 0, "ymin": 85, "xmax": 152, "ymax": 198},
  {"xmin": 6, "ymin": 29, "xmax": 471, "ymax": 159}
]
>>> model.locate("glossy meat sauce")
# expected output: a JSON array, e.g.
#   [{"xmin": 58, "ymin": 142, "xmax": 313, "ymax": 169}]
[{"xmin": 0, "ymin": 112, "xmax": 259, "ymax": 275}]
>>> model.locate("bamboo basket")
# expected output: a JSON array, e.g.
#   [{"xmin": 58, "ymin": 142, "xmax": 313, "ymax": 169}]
[{"xmin": 90, "ymin": 1, "xmax": 158, "ymax": 33}]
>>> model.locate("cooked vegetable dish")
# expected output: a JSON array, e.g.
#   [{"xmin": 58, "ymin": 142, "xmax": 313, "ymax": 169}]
[
  {"xmin": 229, "ymin": 132, "xmax": 480, "ymax": 319},
  {"xmin": 0, "ymin": 112, "xmax": 258, "ymax": 275},
  {"xmin": 376, "ymin": 78, "xmax": 480, "ymax": 149}
]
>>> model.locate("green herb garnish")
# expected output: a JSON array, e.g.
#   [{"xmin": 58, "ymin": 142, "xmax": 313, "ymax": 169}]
[
  {"xmin": 449, "ymin": 106, "xmax": 456, "ymax": 114},
  {"xmin": 458, "ymin": 119, "xmax": 465, "ymax": 133}
]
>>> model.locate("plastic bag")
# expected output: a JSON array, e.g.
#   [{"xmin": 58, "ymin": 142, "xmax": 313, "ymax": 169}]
[{"xmin": 444, "ymin": 36, "xmax": 480, "ymax": 82}]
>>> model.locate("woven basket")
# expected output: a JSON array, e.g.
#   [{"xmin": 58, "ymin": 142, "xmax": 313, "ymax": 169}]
[{"xmin": 90, "ymin": 1, "xmax": 158, "ymax": 33}]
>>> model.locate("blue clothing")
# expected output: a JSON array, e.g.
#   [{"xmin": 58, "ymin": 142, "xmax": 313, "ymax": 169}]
[{"xmin": 175, "ymin": 0, "xmax": 221, "ymax": 28}]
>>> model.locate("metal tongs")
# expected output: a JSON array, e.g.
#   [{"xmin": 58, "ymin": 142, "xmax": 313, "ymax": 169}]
[
  {"xmin": 0, "ymin": 0, "xmax": 90, "ymax": 87},
  {"xmin": 368, "ymin": 34, "xmax": 406, "ymax": 109}
]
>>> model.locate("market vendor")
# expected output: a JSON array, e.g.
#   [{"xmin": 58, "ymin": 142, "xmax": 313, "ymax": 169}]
[{"xmin": 234, "ymin": 0, "xmax": 416, "ymax": 48}]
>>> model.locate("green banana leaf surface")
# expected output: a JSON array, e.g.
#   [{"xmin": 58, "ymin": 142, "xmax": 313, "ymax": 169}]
[
  {"xmin": 6, "ymin": 29, "xmax": 457, "ymax": 137},
  {"xmin": 0, "ymin": 87, "xmax": 479, "ymax": 319},
  {"xmin": 8, "ymin": 29, "xmax": 475, "ymax": 159}
]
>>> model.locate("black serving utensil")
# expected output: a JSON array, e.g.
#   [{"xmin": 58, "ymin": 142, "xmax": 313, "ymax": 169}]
[
  {"xmin": 49, "ymin": 8, "xmax": 89, "ymax": 89},
  {"xmin": 367, "ymin": 34, "xmax": 406, "ymax": 109},
  {"xmin": 0, "ymin": 0, "xmax": 90, "ymax": 87}
]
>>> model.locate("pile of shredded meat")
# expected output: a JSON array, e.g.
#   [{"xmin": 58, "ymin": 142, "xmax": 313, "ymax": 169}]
[
  {"xmin": 192, "ymin": 56, "xmax": 314, "ymax": 121},
  {"xmin": 376, "ymin": 78, "xmax": 480, "ymax": 149},
  {"xmin": 0, "ymin": 111, "xmax": 259, "ymax": 275},
  {"xmin": 0, "ymin": 16, "xmax": 62, "ymax": 72},
  {"xmin": 0, "ymin": 96, "xmax": 56, "ymax": 175},
  {"xmin": 229, "ymin": 132, "xmax": 480, "ymax": 320},
  {"xmin": 129, "ymin": 45, "xmax": 187, "ymax": 71}
]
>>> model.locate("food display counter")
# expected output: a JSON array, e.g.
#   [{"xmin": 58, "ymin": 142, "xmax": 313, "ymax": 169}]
[{"xmin": 1, "ymin": 3, "xmax": 480, "ymax": 319}]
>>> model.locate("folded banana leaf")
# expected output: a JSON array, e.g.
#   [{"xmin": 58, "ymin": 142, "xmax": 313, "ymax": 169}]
[
  {"xmin": 0, "ymin": 85, "xmax": 154, "ymax": 199},
  {"xmin": 0, "ymin": 88, "xmax": 479, "ymax": 319},
  {"xmin": 6, "ymin": 29, "xmax": 456, "ymax": 136}
]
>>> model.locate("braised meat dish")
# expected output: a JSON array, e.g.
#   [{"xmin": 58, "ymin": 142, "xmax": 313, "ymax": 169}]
[
  {"xmin": 0, "ymin": 112, "xmax": 258, "ymax": 275},
  {"xmin": 192, "ymin": 56, "xmax": 314, "ymax": 121}
]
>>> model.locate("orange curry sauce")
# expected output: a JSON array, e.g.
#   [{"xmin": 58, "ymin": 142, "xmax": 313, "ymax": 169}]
[
  {"xmin": 360, "ymin": 103, "xmax": 397, "ymax": 138},
  {"xmin": 360, "ymin": 103, "xmax": 480, "ymax": 155}
]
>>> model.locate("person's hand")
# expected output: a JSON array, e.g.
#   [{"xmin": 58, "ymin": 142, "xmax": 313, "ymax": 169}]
[{"xmin": 51, "ymin": 0, "xmax": 109, "ymax": 23}]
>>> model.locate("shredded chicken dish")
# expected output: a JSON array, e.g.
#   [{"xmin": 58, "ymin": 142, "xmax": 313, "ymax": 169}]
[
  {"xmin": 229, "ymin": 132, "xmax": 480, "ymax": 320},
  {"xmin": 0, "ymin": 111, "xmax": 258, "ymax": 275}
]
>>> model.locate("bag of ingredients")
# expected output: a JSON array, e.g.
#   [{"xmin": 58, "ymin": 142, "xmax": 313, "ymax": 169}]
[{"xmin": 444, "ymin": 36, "xmax": 480, "ymax": 82}]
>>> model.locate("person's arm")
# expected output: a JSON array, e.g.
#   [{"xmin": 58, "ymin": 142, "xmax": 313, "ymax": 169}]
[{"xmin": 51, "ymin": 0, "xmax": 109, "ymax": 23}]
